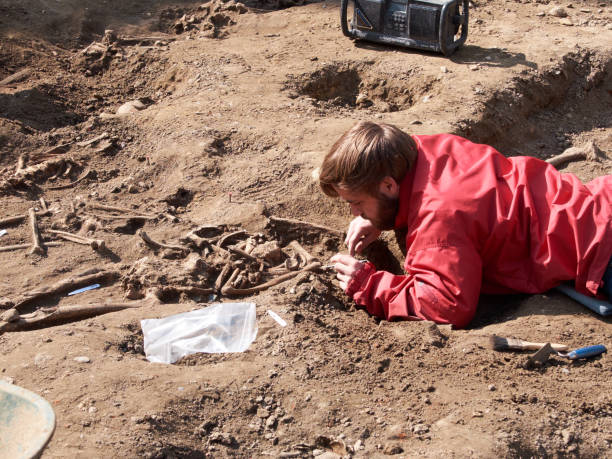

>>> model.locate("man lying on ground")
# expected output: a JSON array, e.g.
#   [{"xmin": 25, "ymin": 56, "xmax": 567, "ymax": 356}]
[{"xmin": 319, "ymin": 121, "xmax": 612, "ymax": 328}]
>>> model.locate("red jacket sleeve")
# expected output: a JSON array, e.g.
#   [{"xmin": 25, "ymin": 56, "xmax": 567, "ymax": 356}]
[{"xmin": 350, "ymin": 244, "xmax": 483, "ymax": 329}]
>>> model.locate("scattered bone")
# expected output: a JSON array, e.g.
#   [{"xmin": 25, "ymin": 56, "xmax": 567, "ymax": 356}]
[
  {"xmin": 221, "ymin": 261, "xmax": 322, "ymax": 296},
  {"xmin": 183, "ymin": 253, "xmax": 206, "ymax": 274},
  {"xmin": 16, "ymin": 154, "xmax": 28, "ymax": 173},
  {"xmin": 85, "ymin": 212, "xmax": 155, "ymax": 221},
  {"xmin": 228, "ymin": 246, "xmax": 266, "ymax": 265},
  {"xmin": 31, "ymin": 143, "xmax": 73, "ymax": 163},
  {"xmin": 45, "ymin": 168, "xmax": 91, "ymax": 190},
  {"xmin": 0, "ymin": 68, "xmax": 31, "ymax": 86},
  {"xmin": 0, "ymin": 208, "xmax": 52, "ymax": 228},
  {"xmin": 221, "ymin": 268, "xmax": 241, "ymax": 293},
  {"xmin": 76, "ymin": 132, "xmax": 109, "ymax": 147},
  {"xmin": 161, "ymin": 285, "xmax": 214, "ymax": 297},
  {"xmin": 0, "ymin": 241, "xmax": 62, "ymax": 253},
  {"xmin": 89, "ymin": 203, "xmax": 156, "ymax": 218},
  {"xmin": 137, "ymin": 229, "xmax": 188, "ymax": 252},
  {"xmin": 62, "ymin": 162, "xmax": 73, "ymax": 178},
  {"xmin": 288, "ymin": 240, "xmax": 318, "ymax": 266},
  {"xmin": 2, "ymin": 268, "xmax": 120, "ymax": 311},
  {"xmin": 28, "ymin": 208, "xmax": 45, "ymax": 256},
  {"xmin": 546, "ymin": 141, "xmax": 604, "ymax": 167},
  {"xmin": 39, "ymin": 197, "xmax": 48, "ymax": 213},
  {"xmin": 0, "ymin": 294, "xmax": 159, "ymax": 333},
  {"xmin": 250, "ymin": 240, "xmax": 283, "ymax": 264},
  {"xmin": 214, "ymin": 264, "xmax": 233, "ymax": 291},
  {"xmin": 217, "ymin": 230, "xmax": 248, "ymax": 248},
  {"xmin": 49, "ymin": 229, "xmax": 106, "ymax": 251}
]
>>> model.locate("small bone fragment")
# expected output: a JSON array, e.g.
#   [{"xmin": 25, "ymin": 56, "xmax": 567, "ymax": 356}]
[
  {"xmin": 183, "ymin": 253, "xmax": 205, "ymax": 274},
  {"xmin": 16, "ymin": 154, "xmax": 28, "ymax": 173},
  {"xmin": 46, "ymin": 169, "xmax": 91, "ymax": 190},
  {"xmin": 222, "ymin": 261, "xmax": 322, "ymax": 296},
  {"xmin": 214, "ymin": 264, "xmax": 233, "ymax": 291},
  {"xmin": 39, "ymin": 197, "xmax": 48, "ymax": 212},
  {"xmin": 49, "ymin": 229, "xmax": 106, "ymax": 251},
  {"xmin": 137, "ymin": 229, "xmax": 187, "ymax": 252},
  {"xmin": 76, "ymin": 132, "xmax": 109, "ymax": 147},
  {"xmin": 0, "ymin": 242, "xmax": 62, "ymax": 253},
  {"xmin": 28, "ymin": 208, "xmax": 45, "ymax": 255},
  {"xmin": 288, "ymin": 240, "xmax": 318, "ymax": 266},
  {"xmin": 546, "ymin": 141, "xmax": 604, "ymax": 167}
]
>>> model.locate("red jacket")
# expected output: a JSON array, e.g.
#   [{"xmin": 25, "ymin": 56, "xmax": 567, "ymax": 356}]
[{"xmin": 350, "ymin": 134, "xmax": 612, "ymax": 328}]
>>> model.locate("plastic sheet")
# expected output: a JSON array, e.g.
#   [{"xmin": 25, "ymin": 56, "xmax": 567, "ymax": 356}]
[{"xmin": 141, "ymin": 302, "xmax": 258, "ymax": 364}]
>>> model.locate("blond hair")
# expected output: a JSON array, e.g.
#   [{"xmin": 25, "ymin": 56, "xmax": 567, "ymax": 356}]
[{"xmin": 319, "ymin": 121, "xmax": 417, "ymax": 197}]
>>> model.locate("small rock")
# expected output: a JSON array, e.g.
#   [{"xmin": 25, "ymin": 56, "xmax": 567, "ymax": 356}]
[
  {"xmin": 1, "ymin": 376, "xmax": 15, "ymax": 384},
  {"xmin": 74, "ymin": 356, "xmax": 91, "ymax": 363},
  {"xmin": 257, "ymin": 407, "xmax": 270, "ymax": 418},
  {"xmin": 559, "ymin": 17, "xmax": 573, "ymax": 25},
  {"xmin": 265, "ymin": 415, "xmax": 278, "ymax": 429},
  {"xmin": 1, "ymin": 308, "xmax": 20, "ymax": 323},
  {"xmin": 116, "ymin": 99, "xmax": 148, "ymax": 115},
  {"xmin": 440, "ymin": 66, "xmax": 448, "ymax": 73},
  {"xmin": 549, "ymin": 6, "xmax": 568, "ymax": 17},
  {"xmin": 412, "ymin": 424, "xmax": 429, "ymax": 434},
  {"xmin": 209, "ymin": 431, "xmax": 235, "ymax": 446},
  {"xmin": 383, "ymin": 443, "xmax": 404, "ymax": 455},
  {"xmin": 488, "ymin": 384, "xmax": 497, "ymax": 391},
  {"xmin": 561, "ymin": 428, "xmax": 574, "ymax": 445},
  {"xmin": 469, "ymin": 64, "xmax": 479, "ymax": 71},
  {"xmin": 355, "ymin": 93, "xmax": 372, "ymax": 107},
  {"xmin": 88, "ymin": 406, "xmax": 98, "ymax": 413},
  {"xmin": 34, "ymin": 353, "xmax": 52, "ymax": 366}
]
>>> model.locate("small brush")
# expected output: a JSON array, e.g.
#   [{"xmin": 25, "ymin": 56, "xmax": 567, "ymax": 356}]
[{"xmin": 489, "ymin": 335, "xmax": 569, "ymax": 352}]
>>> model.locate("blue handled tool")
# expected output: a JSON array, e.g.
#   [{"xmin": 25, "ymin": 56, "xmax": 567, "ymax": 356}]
[
  {"xmin": 556, "ymin": 344, "xmax": 607, "ymax": 360},
  {"xmin": 527, "ymin": 343, "xmax": 606, "ymax": 367}
]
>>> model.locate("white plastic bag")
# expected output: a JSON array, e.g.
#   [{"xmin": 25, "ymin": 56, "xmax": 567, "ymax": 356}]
[{"xmin": 141, "ymin": 302, "xmax": 257, "ymax": 364}]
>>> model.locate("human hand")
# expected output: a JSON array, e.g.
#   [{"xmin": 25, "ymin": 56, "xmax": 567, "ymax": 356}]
[
  {"xmin": 330, "ymin": 253, "xmax": 366, "ymax": 291},
  {"xmin": 345, "ymin": 216, "xmax": 381, "ymax": 256}
]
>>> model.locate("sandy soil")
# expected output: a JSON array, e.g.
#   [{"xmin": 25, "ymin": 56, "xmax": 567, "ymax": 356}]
[{"xmin": 1, "ymin": 0, "xmax": 611, "ymax": 457}]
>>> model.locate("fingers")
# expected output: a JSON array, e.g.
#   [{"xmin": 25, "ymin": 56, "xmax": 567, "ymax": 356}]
[
  {"xmin": 330, "ymin": 253, "xmax": 365, "ymax": 291},
  {"xmin": 344, "ymin": 216, "xmax": 381, "ymax": 256}
]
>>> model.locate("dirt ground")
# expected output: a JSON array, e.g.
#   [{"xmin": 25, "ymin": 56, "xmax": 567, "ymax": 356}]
[{"xmin": 1, "ymin": 0, "xmax": 611, "ymax": 457}]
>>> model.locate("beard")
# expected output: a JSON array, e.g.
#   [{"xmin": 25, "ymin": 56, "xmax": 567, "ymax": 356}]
[{"xmin": 366, "ymin": 193, "xmax": 399, "ymax": 231}]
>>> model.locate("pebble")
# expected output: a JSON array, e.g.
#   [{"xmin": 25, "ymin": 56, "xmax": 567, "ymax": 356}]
[
  {"xmin": 34, "ymin": 353, "xmax": 53, "ymax": 366},
  {"xmin": 412, "ymin": 423, "xmax": 429, "ymax": 434},
  {"xmin": 74, "ymin": 356, "xmax": 91, "ymax": 363},
  {"xmin": 559, "ymin": 18, "xmax": 574, "ymax": 25},
  {"xmin": 488, "ymin": 384, "xmax": 497, "ymax": 391},
  {"xmin": 549, "ymin": 6, "xmax": 568, "ymax": 17},
  {"xmin": 440, "ymin": 66, "xmax": 448, "ymax": 73}
]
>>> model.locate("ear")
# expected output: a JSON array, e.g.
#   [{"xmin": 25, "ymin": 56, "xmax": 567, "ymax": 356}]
[{"xmin": 378, "ymin": 176, "xmax": 400, "ymax": 199}]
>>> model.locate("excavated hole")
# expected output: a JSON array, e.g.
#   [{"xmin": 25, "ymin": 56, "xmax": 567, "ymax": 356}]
[
  {"xmin": 285, "ymin": 62, "xmax": 420, "ymax": 112},
  {"xmin": 0, "ymin": 86, "xmax": 84, "ymax": 131},
  {"xmin": 455, "ymin": 50, "xmax": 612, "ymax": 161}
]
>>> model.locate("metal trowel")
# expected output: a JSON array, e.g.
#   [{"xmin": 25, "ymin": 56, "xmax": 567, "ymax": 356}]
[{"xmin": 526, "ymin": 343, "xmax": 607, "ymax": 368}]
